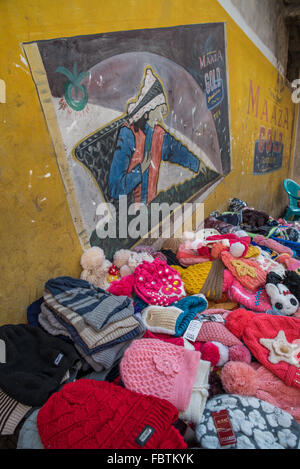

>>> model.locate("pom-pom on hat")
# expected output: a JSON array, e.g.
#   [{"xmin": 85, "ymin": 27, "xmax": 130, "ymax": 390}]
[
  {"xmin": 37, "ymin": 379, "xmax": 187, "ymax": 449},
  {"xmin": 221, "ymin": 361, "xmax": 300, "ymax": 423}
]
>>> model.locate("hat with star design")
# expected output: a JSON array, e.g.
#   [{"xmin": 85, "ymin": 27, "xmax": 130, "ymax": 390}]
[{"xmin": 225, "ymin": 308, "xmax": 300, "ymax": 389}]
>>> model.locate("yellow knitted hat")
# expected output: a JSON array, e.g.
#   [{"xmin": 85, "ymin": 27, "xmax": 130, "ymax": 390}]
[
  {"xmin": 244, "ymin": 244, "xmax": 260, "ymax": 258},
  {"xmin": 172, "ymin": 262, "xmax": 212, "ymax": 295}
]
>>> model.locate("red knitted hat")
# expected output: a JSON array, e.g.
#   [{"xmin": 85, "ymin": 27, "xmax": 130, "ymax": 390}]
[
  {"xmin": 37, "ymin": 379, "xmax": 187, "ymax": 449},
  {"xmin": 225, "ymin": 309, "xmax": 300, "ymax": 389}
]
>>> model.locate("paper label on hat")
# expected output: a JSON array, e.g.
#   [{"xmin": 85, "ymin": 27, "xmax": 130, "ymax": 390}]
[
  {"xmin": 0, "ymin": 339, "xmax": 6, "ymax": 363},
  {"xmin": 183, "ymin": 320, "xmax": 205, "ymax": 342},
  {"xmin": 212, "ymin": 410, "xmax": 237, "ymax": 447},
  {"xmin": 195, "ymin": 313, "xmax": 225, "ymax": 323}
]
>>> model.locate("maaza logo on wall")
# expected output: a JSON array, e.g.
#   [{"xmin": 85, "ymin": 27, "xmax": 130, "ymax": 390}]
[{"xmin": 23, "ymin": 23, "xmax": 231, "ymax": 257}]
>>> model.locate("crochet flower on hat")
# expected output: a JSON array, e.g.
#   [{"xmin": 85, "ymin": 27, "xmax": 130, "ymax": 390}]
[
  {"xmin": 259, "ymin": 330, "xmax": 300, "ymax": 367},
  {"xmin": 153, "ymin": 354, "xmax": 180, "ymax": 376}
]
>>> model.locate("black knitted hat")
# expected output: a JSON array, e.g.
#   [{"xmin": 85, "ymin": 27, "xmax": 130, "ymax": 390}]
[{"xmin": 0, "ymin": 324, "xmax": 80, "ymax": 407}]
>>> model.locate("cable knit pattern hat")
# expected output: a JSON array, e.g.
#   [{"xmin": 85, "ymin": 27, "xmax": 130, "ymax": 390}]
[
  {"xmin": 37, "ymin": 379, "xmax": 187, "ymax": 449},
  {"xmin": 225, "ymin": 309, "xmax": 300, "ymax": 389},
  {"xmin": 120, "ymin": 338, "xmax": 201, "ymax": 413}
]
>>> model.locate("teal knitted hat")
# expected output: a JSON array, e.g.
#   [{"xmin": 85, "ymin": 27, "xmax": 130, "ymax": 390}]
[{"xmin": 172, "ymin": 294, "xmax": 208, "ymax": 336}]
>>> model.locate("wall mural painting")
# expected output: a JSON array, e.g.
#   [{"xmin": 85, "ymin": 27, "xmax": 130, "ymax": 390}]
[
  {"xmin": 248, "ymin": 77, "xmax": 288, "ymax": 175},
  {"xmin": 24, "ymin": 23, "xmax": 231, "ymax": 258}
]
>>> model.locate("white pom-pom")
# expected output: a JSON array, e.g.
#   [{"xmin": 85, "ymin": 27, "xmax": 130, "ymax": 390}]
[
  {"xmin": 182, "ymin": 231, "xmax": 195, "ymax": 241},
  {"xmin": 230, "ymin": 242, "xmax": 245, "ymax": 257},
  {"xmin": 235, "ymin": 230, "xmax": 248, "ymax": 238},
  {"xmin": 211, "ymin": 341, "xmax": 229, "ymax": 366},
  {"xmin": 80, "ymin": 246, "xmax": 105, "ymax": 270}
]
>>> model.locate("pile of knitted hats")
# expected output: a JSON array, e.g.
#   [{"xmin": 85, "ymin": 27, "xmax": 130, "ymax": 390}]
[
  {"xmin": 38, "ymin": 276, "xmax": 146, "ymax": 372},
  {"xmin": 4, "ymin": 207, "xmax": 300, "ymax": 450}
]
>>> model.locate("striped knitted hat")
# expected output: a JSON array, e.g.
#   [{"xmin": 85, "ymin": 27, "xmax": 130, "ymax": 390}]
[{"xmin": 0, "ymin": 388, "xmax": 31, "ymax": 436}]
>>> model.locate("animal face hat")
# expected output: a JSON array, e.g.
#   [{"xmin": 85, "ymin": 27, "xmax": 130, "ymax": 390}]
[{"xmin": 265, "ymin": 282, "xmax": 299, "ymax": 316}]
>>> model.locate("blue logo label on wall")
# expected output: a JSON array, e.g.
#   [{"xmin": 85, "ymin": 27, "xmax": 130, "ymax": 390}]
[
  {"xmin": 206, "ymin": 78, "xmax": 224, "ymax": 110},
  {"xmin": 253, "ymin": 140, "xmax": 283, "ymax": 174}
]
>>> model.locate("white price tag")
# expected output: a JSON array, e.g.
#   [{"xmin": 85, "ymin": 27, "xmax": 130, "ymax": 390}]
[
  {"xmin": 212, "ymin": 314, "xmax": 225, "ymax": 323},
  {"xmin": 183, "ymin": 320, "xmax": 204, "ymax": 342}
]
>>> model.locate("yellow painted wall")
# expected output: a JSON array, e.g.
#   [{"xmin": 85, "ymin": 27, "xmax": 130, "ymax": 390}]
[{"xmin": 0, "ymin": 0, "xmax": 298, "ymax": 325}]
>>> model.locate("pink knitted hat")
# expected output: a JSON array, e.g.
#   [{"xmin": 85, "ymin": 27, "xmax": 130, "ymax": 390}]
[
  {"xmin": 120, "ymin": 338, "xmax": 201, "ymax": 412},
  {"xmin": 221, "ymin": 361, "xmax": 300, "ymax": 423},
  {"xmin": 224, "ymin": 274, "xmax": 272, "ymax": 312},
  {"xmin": 253, "ymin": 235, "xmax": 294, "ymax": 256},
  {"xmin": 196, "ymin": 317, "xmax": 243, "ymax": 347},
  {"xmin": 225, "ymin": 309, "xmax": 300, "ymax": 389},
  {"xmin": 177, "ymin": 242, "xmax": 212, "ymax": 266},
  {"xmin": 221, "ymin": 251, "xmax": 267, "ymax": 291},
  {"xmin": 108, "ymin": 258, "xmax": 185, "ymax": 306}
]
